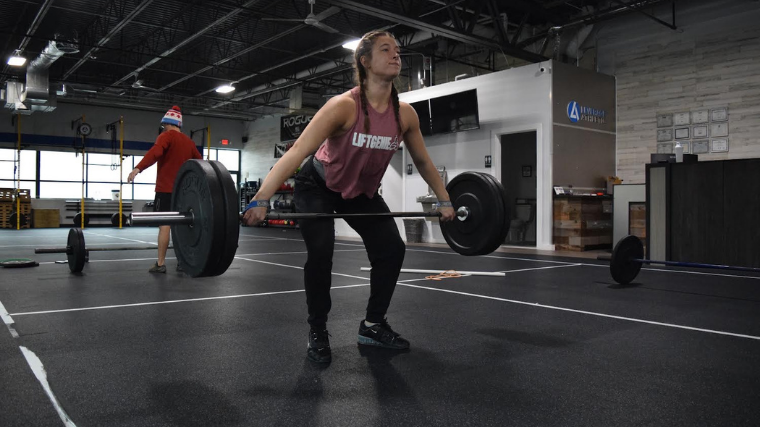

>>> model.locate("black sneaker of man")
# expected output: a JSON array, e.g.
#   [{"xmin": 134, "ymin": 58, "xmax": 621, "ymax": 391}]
[
  {"xmin": 149, "ymin": 262, "xmax": 166, "ymax": 273},
  {"xmin": 357, "ymin": 319, "xmax": 410, "ymax": 350},
  {"xmin": 307, "ymin": 327, "xmax": 331, "ymax": 364},
  {"xmin": 176, "ymin": 263, "xmax": 183, "ymax": 273}
]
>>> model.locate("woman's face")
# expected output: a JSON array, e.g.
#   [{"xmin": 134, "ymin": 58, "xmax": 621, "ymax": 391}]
[{"xmin": 363, "ymin": 35, "xmax": 401, "ymax": 80}]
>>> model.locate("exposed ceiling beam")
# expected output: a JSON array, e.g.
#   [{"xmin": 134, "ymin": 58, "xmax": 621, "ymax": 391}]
[
  {"xmin": 111, "ymin": 0, "xmax": 264, "ymax": 86},
  {"xmin": 517, "ymin": 0, "xmax": 671, "ymax": 48},
  {"xmin": 63, "ymin": 0, "xmax": 155, "ymax": 80},
  {"xmin": 0, "ymin": 0, "xmax": 54, "ymax": 83},
  {"xmin": 151, "ymin": 24, "xmax": 306, "ymax": 93},
  {"xmin": 321, "ymin": 0, "xmax": 546, "ymax": 63},
  {"xmin": 15, "ymin": 0, "xmax": 54, "ymax": 52}
]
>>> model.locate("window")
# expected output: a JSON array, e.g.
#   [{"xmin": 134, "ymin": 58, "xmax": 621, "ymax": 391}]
[
  {"xmin": 87, "ymin": 153, "xmax": 122, "ymax": 183},
  {"xmin": 0, "ymin": 149, "xmax": 36, "ymax": 180},
  {"xmin": 0, "ymin": 180, "xmax": 36, "ymax": 198},
  {"xmin": 215, "ymin": 149, "xmax": 240, "ymax": 172},
  {"xmin": 133, "ymin": 183, "xmax": 155, "ymax": 200},
  {"xmin": 39, "ymin": 182, "xmax": 84, "ymax": 199},
  {"xmin": 131, "ymin": 155, "xmax": 157, "ymax": 184},
  {"xmin": 207, "ymin": 148, "xmax": 241, "ymax": 189},
  {"xmin": 40, "ymin": 151, "xmax": 84, "ymax": 181}
]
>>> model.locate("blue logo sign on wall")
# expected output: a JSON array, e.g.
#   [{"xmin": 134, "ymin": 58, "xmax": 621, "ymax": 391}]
[
  {"xmin": 567, "ymin": 101, "xmax": 580, "ymax": 123},
  {"xmin": 566, "ymin": 100, "xmax": 606, "ymax": 124}
]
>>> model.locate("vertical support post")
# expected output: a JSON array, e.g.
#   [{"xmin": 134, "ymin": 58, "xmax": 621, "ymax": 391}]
[
  {"xmin": 206, "ymin": 125, "xmax": 211, "ymax": 160},
  {"xmin": 119, "ymin": 116, "xmax": 124, "ymax": 229},
  {"xmin": 81, "ymin": 115, "xmax": 86, "ymax": 230},
  {"xmin": 16, "ymin": 113, "xmax": 20, "ymax": 230}
]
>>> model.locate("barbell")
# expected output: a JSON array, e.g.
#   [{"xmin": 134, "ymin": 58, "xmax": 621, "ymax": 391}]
[
  {"xmin": 598, "ymin": 235, "xmax": 760, "ymax": 285},
  {"xmin": 117, "ymin": 160, "xmax": 509, "ymax": 277},
  {"xmin": 34, "ymin": 228, "xmax": 174, "ymax": 273}
]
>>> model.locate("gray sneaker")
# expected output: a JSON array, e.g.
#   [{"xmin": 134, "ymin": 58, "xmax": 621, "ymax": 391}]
[
  {"xmin": 176, "ymin": 264, "xmax": 184, "ymax": 273},
  {"xmin": 149, "ymin": 262, "xmax": 166, "ymax": 273}
]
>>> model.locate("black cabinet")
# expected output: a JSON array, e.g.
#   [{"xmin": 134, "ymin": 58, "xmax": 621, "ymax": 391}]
[{"xmin": 646, "ymin": 159, "xmax": 760, "ymax": 268}]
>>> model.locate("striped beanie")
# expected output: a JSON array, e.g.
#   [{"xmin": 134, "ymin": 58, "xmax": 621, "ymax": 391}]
[{"xmin": 161, "ymin": 105, "xmax": 182, "ymax": 128}]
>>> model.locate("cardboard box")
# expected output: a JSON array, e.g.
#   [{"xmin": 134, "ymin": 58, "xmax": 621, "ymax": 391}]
[{"xmin": 33, "ymin": 209, "xmax": 60, "ymax": 228}]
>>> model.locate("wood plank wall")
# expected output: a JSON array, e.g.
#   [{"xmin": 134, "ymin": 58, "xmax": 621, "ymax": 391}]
[{"xmin": 603, "ymin": 2, "xmax": 760, "ymax": 184}]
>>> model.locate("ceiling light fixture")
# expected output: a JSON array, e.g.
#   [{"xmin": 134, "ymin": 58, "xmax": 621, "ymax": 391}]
[
  {"xmin": 342, "ymin": 39, "xmax": 361, "ymax": 51},
  {"xmin": 215, "ymin": 84, "xmax": 235, "ymax": 94},
  {"xmin": 7, "ymin": 51, "xmax": 26, "ymax": 67}
]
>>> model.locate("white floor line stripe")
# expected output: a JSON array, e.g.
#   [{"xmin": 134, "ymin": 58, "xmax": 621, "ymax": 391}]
[
  {"xmin": 396, "ymin": 283, "xmax": 760, "ymax": 341},
  {"xmin": 10, "ymin": 276, "xmax": 427, "ymax": 317},
  {"xmin": 580, "ymin": 263, "xmax": 760, "ymax": 281},
  {"xmin": 11, "ymin": 288, "xmax": 318, "ymax": 316},
  {"xmin": 405, "ymin": 248, "xmax": 581, "ymax": 265},
  {"xmin": 19, "ymin": 346, "xmax": 77, "ymax": 427},
  {"xmin": 0, "ymin": 299, "xmax": 19, "ymax": 338},
  {"xmin": 498, "ymin": 264, "xmax": 583, "ymax": 274},
  {"xmin": 233, "ymin": 257, "xmax": 371, "ymax": 281}
]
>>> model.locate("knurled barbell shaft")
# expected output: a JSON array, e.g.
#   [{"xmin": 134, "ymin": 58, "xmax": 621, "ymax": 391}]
[
  {"xmin": 132, "ymin": 207, "xmax": 470, "ymax": 225},
  {"xmin": 597, "ymin": 255, "xmax": 760, "ymax": 273},
  {"xmin": 35, "ymin": 245, "xmax": 173, "ymax": 254}
]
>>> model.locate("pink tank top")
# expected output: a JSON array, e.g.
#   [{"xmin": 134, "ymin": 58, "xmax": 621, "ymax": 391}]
[{"xmin": 315, "ymin": 86, "xmax": 402, "ymax": 199}]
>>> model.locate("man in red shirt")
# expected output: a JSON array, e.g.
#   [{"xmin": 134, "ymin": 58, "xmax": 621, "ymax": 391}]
[{"xmin": 127, "ymin": 106, "xmax": 202, "ymax": 273}]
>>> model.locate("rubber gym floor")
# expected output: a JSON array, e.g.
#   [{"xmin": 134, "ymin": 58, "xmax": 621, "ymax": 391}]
[{"xmin": 1, "ymin": 226, "xmax": 759, "ymax": 427}]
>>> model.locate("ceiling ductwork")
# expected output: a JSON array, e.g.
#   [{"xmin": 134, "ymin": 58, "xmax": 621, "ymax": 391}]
[{"xmin": 5, "ymin": 36, "xmax": 79, "ymax": 114}]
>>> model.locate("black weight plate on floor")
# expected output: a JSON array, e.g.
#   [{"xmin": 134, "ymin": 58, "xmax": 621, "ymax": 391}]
[
  {"xmin": 478, "ymin": 173, "xmax": 510, "ymax": 255},
  {"xmin": 73, "ymin": 212, "xmax": 90, "ymax": 227},
  {"xmin": 170, "ymin": 160, "xmax": 226, "ymax": 277},
  {"xmin": 8, "ymin": 212, "xmax": 28, "ymax": 227},
  {"xmin": 206, "ymin": 160, "xmax": 240, "ymax": 276},
  {"xmin": 67, "ymin": 228, "xmax": 86, "ymax": 273},
  {"xmin": 440, "ymin": 172, "xmax": 504, "ymax": 256},
  {"xmin": 111, "ymin": 213, "xmax": 129, "ymax": 226},
  {"xmin": 610, "ymin": 235, "xmax": 644, "ymax": 285}
]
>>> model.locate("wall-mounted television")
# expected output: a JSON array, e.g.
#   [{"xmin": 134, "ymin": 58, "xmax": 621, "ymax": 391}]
[
  {"xmin": 410, "ymin": 100, "xmax": 432, "ymax": 136},
  {"xmin": 430, "ymin": 89, "xmax": 480, "ymax": 134}
]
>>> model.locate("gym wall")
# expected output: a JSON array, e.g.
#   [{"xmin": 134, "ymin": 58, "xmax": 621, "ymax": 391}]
[{"xmin": 593, "ymin": 0, "xmax": 760, "ymax": 184}]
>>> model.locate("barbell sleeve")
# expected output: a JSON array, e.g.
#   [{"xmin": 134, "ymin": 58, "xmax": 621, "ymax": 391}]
[{"xmin": 130, "ymin": 212, "xmax": 195, "ymax": 226}]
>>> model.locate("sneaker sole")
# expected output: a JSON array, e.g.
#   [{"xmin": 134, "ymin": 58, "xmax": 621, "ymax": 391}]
[{"xmin": 357, "ymin": 334, "xmax": 410, "ymax": 350}]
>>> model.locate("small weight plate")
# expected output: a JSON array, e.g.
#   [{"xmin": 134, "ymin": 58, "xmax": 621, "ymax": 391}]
[
  {"xmin": 478, "ymin": 172, "xmax": 510, "ymax": 255},
  {"xmin": 206, "ymin": 160, "xmax": 240, "ymax": 276},
  {"xmin": 73, "ymin": 212, "xmax": 90, "ymax": 227},
  {"xmin": 0, "ymin": 258, "xmax": 39, "ymax": 268},
  {"xmin": 67, "ymin": 228, "xmax": 86, "ymax": 273},
  {"xmin": 610, "ymin": 235, "xmax": 644, "ymax": 285},
  {"xmin": 111, "ymin": 213, "xmax": 129, "ymax": 227},
  {"xmin": 170, "ymin": 160, "xmax": 227, "ymax": 278},
  {"xmin": 9, "ymin": 212, "xmax": 28, "ymax": 227}
]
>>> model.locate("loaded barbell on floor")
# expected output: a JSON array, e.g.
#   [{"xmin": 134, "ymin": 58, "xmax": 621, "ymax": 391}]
[
  {"xmin": 598, "ymin": 235, "xmax": 760, "ymax": 285},
  {"xmin": 123, "ymin": 160, "xmax": 509, "ymax": 278},
  {"xmin": 35, "ymin": 228, "xmax": 173, "ymax": 273}
]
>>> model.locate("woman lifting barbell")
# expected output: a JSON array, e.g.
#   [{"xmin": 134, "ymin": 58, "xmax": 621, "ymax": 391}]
[{"xmin": 241, "ymin": 30, "xmax": 456, "ymax": 364}]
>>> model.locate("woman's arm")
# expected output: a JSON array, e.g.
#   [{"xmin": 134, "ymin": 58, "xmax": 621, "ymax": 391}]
[{"xmin": 242, "ymin": 94, "xmax": 354, "ymax": 224}]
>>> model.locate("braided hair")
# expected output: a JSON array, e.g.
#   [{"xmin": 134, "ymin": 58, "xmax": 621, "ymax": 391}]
[{"xmin": 353, "ymin": 31, "xmax": 402, "ymax": 136}]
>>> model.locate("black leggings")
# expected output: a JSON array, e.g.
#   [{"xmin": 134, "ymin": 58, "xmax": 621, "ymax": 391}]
[{"xmin": 293, "ymin": 156, "xmax": 405, "ymax": 328}]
